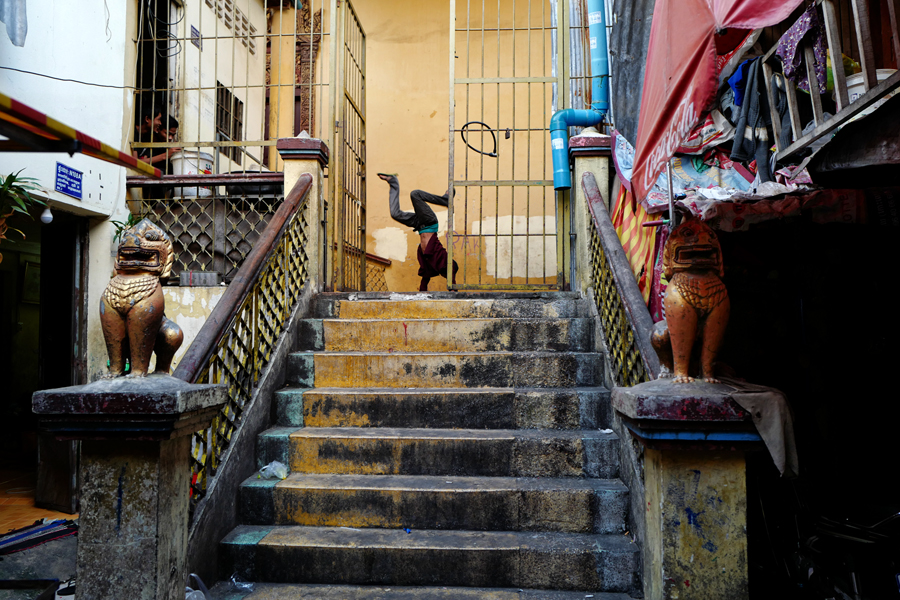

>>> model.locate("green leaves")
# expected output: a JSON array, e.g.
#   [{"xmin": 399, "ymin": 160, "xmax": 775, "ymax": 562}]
[
  {"xmin": 111, "ymin": 212, "xmax": 141, "ymax": 242},
  {"xmin": 0, "ymin": 169, "xmax": 45, "ymax": 217}
]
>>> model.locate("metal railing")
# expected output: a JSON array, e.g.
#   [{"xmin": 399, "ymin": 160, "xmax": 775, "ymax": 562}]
[
  {"xmin": 172, "ymin": 173, "xmax": 312, "ymax": 506},
  {"xmin": 760, "ymin": 0, "xmax": 900, "ymax": 159},
  {"xmin": 448, "ymin": 0, "xmax": 571, "ymax": 290},
  {"xmin": 132, "ymin": 0, "xmax": 332, "ymax": 173},
  {"xmin": 332, "ymin": 0, "xmax": 367, "ymax": 291},
  {"xmin": 582, "ymin": 171, "xmax": 660, "ymax": 387},
  {"xmin": 128, "ymin": 172, "xmax": 285, "ymax": 281}
]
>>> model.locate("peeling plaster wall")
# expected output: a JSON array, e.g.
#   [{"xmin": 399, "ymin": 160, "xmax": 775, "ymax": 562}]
[{"xmin": 146, "ymin": 287, "xmax": 226, "ymax": 373}]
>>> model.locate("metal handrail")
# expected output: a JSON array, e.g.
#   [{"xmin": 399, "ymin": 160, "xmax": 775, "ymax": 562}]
[
  {"xmin": 173, "ymin": 172, "xmax": 313, "ymax": 504},
  {"xmin": 582, "ymin": 171, "xmax": 661, "ymax": 386}
]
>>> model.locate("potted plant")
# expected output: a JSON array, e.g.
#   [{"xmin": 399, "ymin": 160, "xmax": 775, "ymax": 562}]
[{"xmin": 0, "ymin": 170, "xmax": 45, "ymax": 264}]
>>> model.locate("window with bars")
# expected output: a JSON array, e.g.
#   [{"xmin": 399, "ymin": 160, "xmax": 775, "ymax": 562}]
[{"xmin": 216, "ymin": 82, "xmax": 244, "ymax": 162}]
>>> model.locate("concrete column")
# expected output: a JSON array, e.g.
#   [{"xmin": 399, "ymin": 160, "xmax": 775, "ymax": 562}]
[
  {"xmin": 613, "ymin": 380, "xmax": 762, "ymax": 600},
  {"xmin": 644, "ymin": 449, "xmax": 748, "ymax": 600},
  {"xmin": 32, "ymin": 375, "xmax": 226, "ymax": 600},
  {"xmin": 569, "ymin": 132, "xmax": 611, "ymax": 294},
  {"xmin": 277, "ymin": 137, "xmax": 330, "ymax": 291}
]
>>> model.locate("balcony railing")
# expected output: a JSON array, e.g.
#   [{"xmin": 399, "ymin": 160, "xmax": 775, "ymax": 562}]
[
  {"xmin": 127, "ymin": 173, "xmax": 285, "ymax": 282},
  {"xmin": 760, "ymin": 0, "xmax": 900, "ymax": 159}
]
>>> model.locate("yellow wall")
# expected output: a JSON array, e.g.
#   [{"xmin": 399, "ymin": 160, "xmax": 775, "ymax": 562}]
[{"xmin": 354, "ymin": 0, "xmax": 451, "ymax": 292}]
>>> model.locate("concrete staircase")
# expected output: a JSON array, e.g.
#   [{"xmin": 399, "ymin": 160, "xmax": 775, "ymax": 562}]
[{"xmin": 216, "ymin": 293, "xmax": 639, "ymax": 598}]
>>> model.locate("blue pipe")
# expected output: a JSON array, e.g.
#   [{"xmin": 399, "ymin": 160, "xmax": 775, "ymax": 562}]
[
  {"xmin": 551, "ymin": 109, "xmax": 604, "ymax": 190},
  {"xmin": 549, "ymin": 0, "xmax": 609, "ymax": 190},
  {"xmin": 587, "ymin": 0, "xmax": 609, "ymax": 113}
]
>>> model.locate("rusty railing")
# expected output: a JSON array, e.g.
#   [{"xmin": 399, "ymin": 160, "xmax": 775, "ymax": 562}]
[
  {"xmin": 172, "ymin": 173, "xmax": 313, "ymax": 506},
  {"xmin": 582, "ymin": 171, "xmax": 660, "ymax": 387}
]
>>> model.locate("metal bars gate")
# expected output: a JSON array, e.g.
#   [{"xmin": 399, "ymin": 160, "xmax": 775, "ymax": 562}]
[
  {"xmin": 332, "ymin": 0, "xmax": 367, "ymax": 291},
  {"xmin": 448, "ymin": 0, "xmax": 570, "ymax": 290}
]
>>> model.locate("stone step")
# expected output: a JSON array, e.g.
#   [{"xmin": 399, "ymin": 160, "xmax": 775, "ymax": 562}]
[
  {"xmin": 286, "ymin": 352, "xmax": 603, "ymax": 389},
  {"xmin": 208, "ymin": 581, "xmax": 634, "ymax": 599},
  {"xmin": 296, "ymin": 318, "xmax": 593, "ymax": 353},
  {"xmin": 240, "ymin": 473, "xmax": 628, "ymax": 534},
  {"xmin": 220, "ymin": 525, "xmax": 638, "ymax": 591},
  {"xmin": 287, "ymin": 428, "xmax": 618, "ymax": 479},
  {"xmin": 318, "ymin": 295, "xmax": 585, "ymax": 320},
  {"xmin": 274, "ymin": 387, "xmax": 612, "ymax": 430}
]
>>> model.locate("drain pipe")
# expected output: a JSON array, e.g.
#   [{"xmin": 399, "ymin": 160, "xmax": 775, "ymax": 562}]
[{"xmin": 550, "ymin": 0, "xmax": 609, "ymax": 191}]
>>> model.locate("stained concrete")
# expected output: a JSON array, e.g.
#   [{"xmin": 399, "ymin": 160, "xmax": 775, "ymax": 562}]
[
  {"xmin": 275, "ymin": 387, "xmax": 611, "ymax": 430},
  {"xmin": 238, "ymin": 473, "xmax": 627, "ymax": 534},
  {"xmin": 221, "ymin": 525, "xmax": 638, "ymax": 591},
  {"xmin": 287, "ymin": 427, "xmax": 619, "ymax": 478},
  {"xmin": 208, "ymin": 582, "xmax": 634, "ymax": 599},
  {"xmin": 287, "ymin": 351, "xmax": 601, "ymax": 389}
]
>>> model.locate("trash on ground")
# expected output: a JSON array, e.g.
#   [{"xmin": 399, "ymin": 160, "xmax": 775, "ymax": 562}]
[
  {"xmin": 258, "ymin": 461, "xmax": 288, "ymax": 480},
  {"xmin": 230, "ymin": 572, "xmax": 254, "ymax": 592}
]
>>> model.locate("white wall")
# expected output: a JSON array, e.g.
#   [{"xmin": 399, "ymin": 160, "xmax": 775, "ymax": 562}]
[{"xmin": 0, "ymin": 0, "xmax": 133, "ymax": 218}]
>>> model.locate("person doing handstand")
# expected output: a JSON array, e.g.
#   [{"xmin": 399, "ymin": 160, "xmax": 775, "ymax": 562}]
[{"xmin": 378, "ymin": 173, "xmax": 459, "ymax": 291}]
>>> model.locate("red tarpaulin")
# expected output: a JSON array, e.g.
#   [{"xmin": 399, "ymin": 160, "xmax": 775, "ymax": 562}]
[{"xmin": 630, "ymin": 0, "xmax": 805, "ymax": 202}]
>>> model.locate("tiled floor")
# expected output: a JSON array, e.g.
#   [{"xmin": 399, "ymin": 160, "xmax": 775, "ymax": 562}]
[{"xmin": 0, "ymin": 469, "xmax": 78, "ymax": 534}]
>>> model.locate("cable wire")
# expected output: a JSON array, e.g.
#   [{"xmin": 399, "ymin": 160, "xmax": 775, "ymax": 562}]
[{"xmin": 460, "ymin": 121, "xmax": 498, "ymax": 158}]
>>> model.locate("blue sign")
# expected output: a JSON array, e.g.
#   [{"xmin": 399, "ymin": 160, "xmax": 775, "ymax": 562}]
[
  {"xmin": 191, "ymin": 25, "xmax": 202, "ymax": 50},
  {"xmin": 55, "ymin": 162, "xmax": 82, "ymax": 200}
]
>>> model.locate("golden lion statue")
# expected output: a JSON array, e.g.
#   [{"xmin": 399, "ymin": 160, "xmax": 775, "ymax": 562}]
[
  {"xmin": 650, "ymin": 217, "xmax": 729, "ymax": 383},
  {"xmin": 100, "ymin": 218, "xmax": 183, "ymax": 377}
]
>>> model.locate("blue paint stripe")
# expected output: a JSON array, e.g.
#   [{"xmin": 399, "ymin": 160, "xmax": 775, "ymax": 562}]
[{"xmin": 623, "ymin": 421, "xmax": 761, "ymax": 442}]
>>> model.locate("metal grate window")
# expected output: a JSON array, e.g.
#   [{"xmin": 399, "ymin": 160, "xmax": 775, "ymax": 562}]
[
  {"xmin": 132, "ymin": 0, "xmax": 333, "ymax": 175},
  {"xmin": 216, "ymin": 82, "xmax": 244, "ymax": 162}
]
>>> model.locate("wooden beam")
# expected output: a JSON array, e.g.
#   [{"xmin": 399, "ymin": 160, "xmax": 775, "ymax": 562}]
[
  {"xmin": 762, "ymin": 62, "xmax": 786, "ymax": 152},
  {"xmin": 777, "ymin": 68, "xmax": 900, "ymax": 160},
  {"xmin": 804, "ymin": 45, "xmax": 825, "ymax": 126},
  {"xmin": 887, "ymin": 0, "xmax": 900, "ymax": 70},
  {"xmin": 785, "ymin": 75, "xmax": 804, "ymax": 142},
  {"xmin": 822, "ymin": 0, "xmax": 850, "ymax": 111},
  {"xmin": 851, "ymin": 0, "xmax": 878, "ymax": 90}
]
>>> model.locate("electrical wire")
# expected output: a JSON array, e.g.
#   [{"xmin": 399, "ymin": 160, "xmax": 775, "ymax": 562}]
[{"xmin": 0, "ymin": 66, "xmax": 139, "ymax": 89}]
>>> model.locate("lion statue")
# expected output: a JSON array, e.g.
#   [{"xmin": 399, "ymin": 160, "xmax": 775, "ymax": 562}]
[
  {"xmin": 650, "ymin": 216, "xmax": 729, "ymax": 384},
  {"xmin": 100, "ymin": 218, "xmax": 183, "ymax": 378}
]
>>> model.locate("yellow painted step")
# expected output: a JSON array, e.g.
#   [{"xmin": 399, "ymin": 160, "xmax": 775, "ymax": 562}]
[
  {"xmin": 336, "ymin": 299, "xmax": 571, "ymax": 320},
  {"xmin": 305, "ymin": 351, "xmax": 599, "ymax": 389}
]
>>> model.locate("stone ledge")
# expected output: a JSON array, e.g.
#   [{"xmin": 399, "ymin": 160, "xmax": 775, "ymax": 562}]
[
  {"xmin": 612, "ymin": 378, "xmax": 751, "ymax": 422},
  {"xmin": 612, "ymin": 379, "xmax": 762, "ymax": 451},
  {"xmin": 32, "ymin": 374, "xmax": 226, "ymax": 441}
]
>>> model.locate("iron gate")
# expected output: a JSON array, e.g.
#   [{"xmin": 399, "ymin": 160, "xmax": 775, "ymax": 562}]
[
  {"xmin": 332, "ymin": 0, "xmax": 367, "ymax": 291},
  {"xmin": 448, "ymin": 0, "xmax": 572, "ymax": 290}
]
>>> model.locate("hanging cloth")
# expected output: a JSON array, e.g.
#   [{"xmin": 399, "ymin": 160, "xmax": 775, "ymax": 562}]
[
  {"xmin": 775, "ymin": 4, "xmax": 827, "ymax": 93},
  {"xmin": 0, "ymin": 0, "xmax": 27, "ymax": 46}
]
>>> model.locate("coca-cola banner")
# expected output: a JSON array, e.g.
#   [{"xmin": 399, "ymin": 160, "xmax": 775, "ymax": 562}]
[{"xmin": 630, "ymin": 0, "xmax": 805, "ymax": 202}]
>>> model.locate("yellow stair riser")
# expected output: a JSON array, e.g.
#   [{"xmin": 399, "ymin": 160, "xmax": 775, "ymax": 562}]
[
  {"xmin": 324, "ymin": 320, "xmax": 515, "ymax": 352},
  {"xmin": 308, "ymin": 353, "xmax": 595, "ymax": 389},
  {"xmin": 336, "ymin": 300, "xmax": 563, "ymax": 320}
]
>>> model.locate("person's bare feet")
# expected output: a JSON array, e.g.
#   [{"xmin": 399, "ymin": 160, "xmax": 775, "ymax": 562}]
[{"xmin": 377, "ymin": 173, "xmax": 396, "ymax": 182}]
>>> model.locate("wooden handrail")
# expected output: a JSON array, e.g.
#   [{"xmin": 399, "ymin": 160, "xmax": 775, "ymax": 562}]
[
  {"xmin": 173, "ymin": 173, "xmax": 313, "ymax": 383},
  {"xmin": 582, "ymin": 172, "xmax": 661, "ymax": 380}
]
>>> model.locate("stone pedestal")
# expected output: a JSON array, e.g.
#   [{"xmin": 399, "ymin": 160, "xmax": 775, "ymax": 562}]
[
  {"xmin": 613, "ymin": 379, "xmax": 763, "ymax": 600},
  {"xmin": 33, "ymin": 375, "xmax": 226, "ymax": 600}
]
